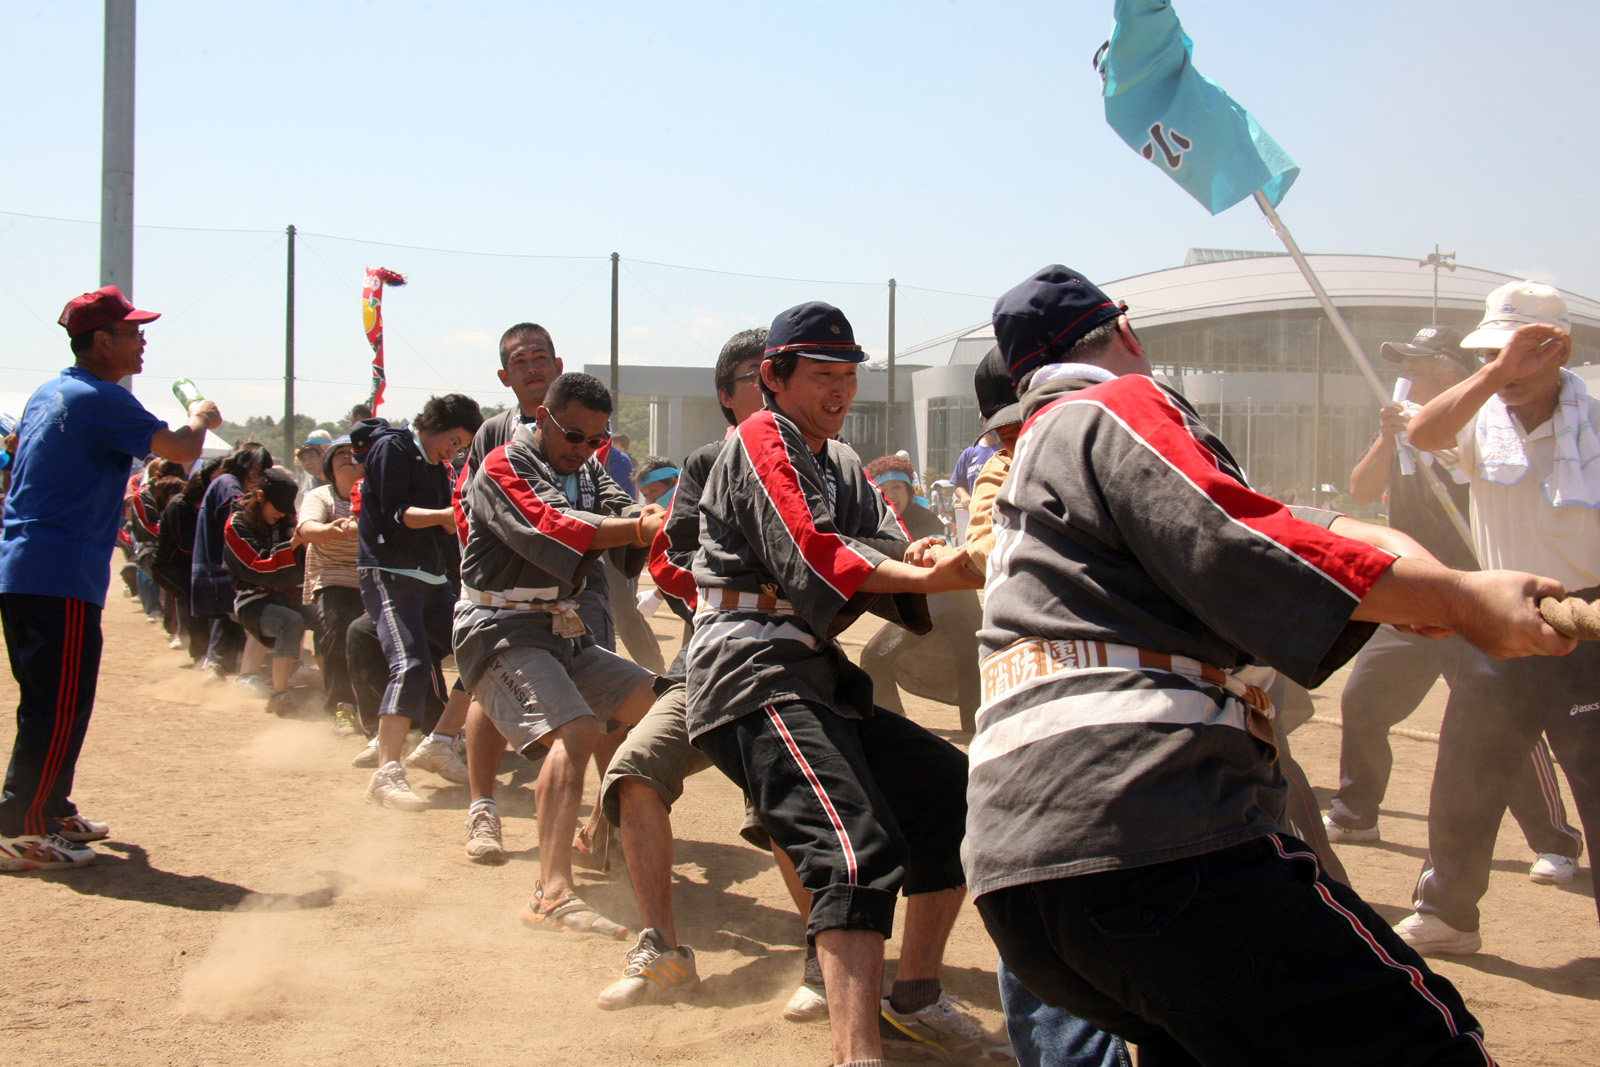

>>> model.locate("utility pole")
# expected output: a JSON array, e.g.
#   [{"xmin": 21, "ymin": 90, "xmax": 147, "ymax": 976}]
[
  {"xmin": 1312, "ymin": 319, "xmax": 1323, "ymax": 505},
  {"xmin": 609, "ymin": 253, "xmax": 620, "ymax": 405},
  {"xmin": 284, "ymin": 225, "xmax": 296, "ymax": 463},
  {"xmin": 101, "ymin": 0, "xmax": 136, "ymax": 388},
  {"xmin": 1419, "ymin": 245, "xmax": 1457, "ymax": 323},
  {"xmin": 886, "ymin": 279, "xmax": 896, "ymax": 457}
]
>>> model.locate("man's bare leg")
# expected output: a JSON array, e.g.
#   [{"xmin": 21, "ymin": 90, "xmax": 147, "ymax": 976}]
[
  {"xmin": 617, "ymin": 779, "xmax": 678, "ymax": 942},
  {"xmin": 465, "ymin": 699, "xmax": 507, "ymax": 801},
  {"xmin": 579, "ymin": 680, "xmax": 657, "ymax": 844},
  {"xmin": 435, "ymin": 684, "xmax": 470, "ymax": 736},
  {"xmin": 817, "ymin": 928, "xmax": 886, "ymax": 1064},
  {"xmin": 895, "ymin": 887, "xmax": 963, "ymax": 982},
  {"xmin": 534, "ymin": 715, "xmax": 601, "ymax": 901},
  {"xmin": 376, "ymin": 710, "xmax": 412, "ymax": 767}
]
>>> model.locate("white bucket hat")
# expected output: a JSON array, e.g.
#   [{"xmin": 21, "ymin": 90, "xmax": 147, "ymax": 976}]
[{"xmin": 1460, "ymin": 280, "xmax": 1571, "ymax": 349}]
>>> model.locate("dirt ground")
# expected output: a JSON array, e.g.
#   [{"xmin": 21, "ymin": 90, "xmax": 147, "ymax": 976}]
[{"xmin": 3, "ymin": 593, "xmax": 1597, "ymax": 1066}]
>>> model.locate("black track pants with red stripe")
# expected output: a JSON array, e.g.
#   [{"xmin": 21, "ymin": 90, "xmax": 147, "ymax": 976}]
[
  {"xmin": 696, "ymin": 700, "xmax": 968, "ymax": 941},
  {"xmin": 977, "ymin": 834, "xmax": 1494, "ymax": 1067},
  {"xmin": 0, "ymin": 594, "xmax": 105, "ymax": 838}
]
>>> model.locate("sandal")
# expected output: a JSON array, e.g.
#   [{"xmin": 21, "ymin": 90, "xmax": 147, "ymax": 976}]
[
  {"xmin": 519, "ymin": 882, "xmax": 628, "ymax": 940},
  {"xmin": 572, "ymin": 818, "xmax": 613, "ymax": 873}
]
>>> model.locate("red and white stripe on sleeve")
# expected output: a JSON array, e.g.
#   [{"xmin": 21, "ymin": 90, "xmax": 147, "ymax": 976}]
[
  {"xmin": 481, "ymin": 444, "xmax": 599, "ymax": 556},
  {"xmin": 738, "ymin": 411, "xmax": 876, "ymax": 601},
  {"xmin": 1031, "ymin": 374, "xmax": 1393, "ymax": 601},
  {"xmin": 223, "ymin": 513, "xmax": 297, "ymax": 574}
]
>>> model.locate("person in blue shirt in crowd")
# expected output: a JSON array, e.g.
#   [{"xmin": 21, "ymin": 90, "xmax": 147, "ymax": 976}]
[{"xmin": 0, "ymin": 285, "xmax": 220, "ymax": 872}]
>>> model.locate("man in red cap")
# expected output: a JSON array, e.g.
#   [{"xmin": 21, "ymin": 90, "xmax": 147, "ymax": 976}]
[{"xmin": 0, "ymin": 285, "xmax": 220, "ymax": 872}]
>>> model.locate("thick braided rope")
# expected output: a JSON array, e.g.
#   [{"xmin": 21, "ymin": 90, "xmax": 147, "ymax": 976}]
[{"xmin": 1538, "ymin": 596, "xmax": 1600, "ymax": 640}]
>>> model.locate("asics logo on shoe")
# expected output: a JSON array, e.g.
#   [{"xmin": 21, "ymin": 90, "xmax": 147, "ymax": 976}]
[{"xmin": 1571, "ymin": 701, "xmax": 1600, "ymax": 716}]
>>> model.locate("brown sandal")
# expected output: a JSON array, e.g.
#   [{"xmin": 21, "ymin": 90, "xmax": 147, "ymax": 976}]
[
  {"xmin": 519, "ymin": 882, "xmax": 627, "ymax": 940},
  {"xmin": 572, "ymin": 819, "xmax": 613, "ymax": 873}
]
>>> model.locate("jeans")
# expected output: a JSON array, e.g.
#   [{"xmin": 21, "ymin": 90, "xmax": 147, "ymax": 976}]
[{"xmin": 998, "ymin": 956, "xmax": 1130, "ymax": 1067}]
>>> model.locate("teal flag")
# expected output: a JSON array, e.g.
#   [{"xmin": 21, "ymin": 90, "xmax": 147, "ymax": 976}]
[{"xmin": 1100, "ymin": 0, "xmax": 1298, "ymax": 215}]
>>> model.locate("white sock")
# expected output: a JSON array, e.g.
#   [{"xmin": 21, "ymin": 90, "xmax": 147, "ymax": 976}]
[
  {"xmin": 428, "ymin": 732, "xmax": 455, "ymax": 746},
  {"xmin": 469, "ymin": 797, "xmax": 497, "ymax": 816}
]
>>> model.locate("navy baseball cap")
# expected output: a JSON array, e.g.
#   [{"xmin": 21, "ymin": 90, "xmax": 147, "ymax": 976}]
[
  {"xmin": 993, "ymin": 265, "xmax": 1124, "ymax": 384},
  {"xmin": 764, "ymin": 301, "xmax": 867, "ymax": 363}
]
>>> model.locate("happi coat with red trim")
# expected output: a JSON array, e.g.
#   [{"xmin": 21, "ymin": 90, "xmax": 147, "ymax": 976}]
[
  {"xmin": 964, "ymin": 370, "xmax": 1398, "ymax": 899},
  {"xmin": 685, "ymin": 408, "xmax": 929, "ymax": 741},
  {"xmin": 452, "ymin": 423, "xmax": 639, "ymax": 690},
  {"xmin": 221, "ymin": 511, "xmax": 303, "ymax": 620}
]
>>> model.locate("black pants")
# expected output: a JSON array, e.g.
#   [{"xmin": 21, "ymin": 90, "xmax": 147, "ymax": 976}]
[
  {"xmin": 977, "ymin": 835, "xmax": 1492, "ymax": 1067},
  {"xmin": 346, "ymin": 612, "xmax": 443, "ymax": 736},
  {"xmin": 1331, "ymin": 628, "xmax": 1581, "ymax": 859},
  {"xmin": 0, "ymin": 595, "xmax": 104, "ymax": 838},
  {"xmin": 316, "ymin": 585, "xmax": 365, "ymax": 713},
  {"xmin": 358, "ymin": 571, "xmax": 454, "ymax": 724},
  {"xmin": 1419, "ymin": 641, "xmax": 1600, "ymax": 931},
  {"xmin": 697, "ymin": 701, "xmax": 967, "ymax": 940},
  {"xmin": 153, "ymin": 565, "xmax": 208, "ymax": 661}
]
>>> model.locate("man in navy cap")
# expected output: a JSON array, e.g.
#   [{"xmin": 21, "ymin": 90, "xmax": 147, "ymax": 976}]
[
  {"xmin": 0, "ymin": 285, "xmax": 221, "ymax": 872},
  {"xmin": 965, "ymin": 264, "xmax": 1574, "ymax": 1063},
  {"xmin": 685, "ymin": 302, "xmax": 1006, "ymax": 1066}
]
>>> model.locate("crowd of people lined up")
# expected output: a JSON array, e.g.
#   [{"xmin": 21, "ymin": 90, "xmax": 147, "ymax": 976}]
[{"xmin": 0, "ymin": 271, "xmax": 1595, "ymax": 1067}]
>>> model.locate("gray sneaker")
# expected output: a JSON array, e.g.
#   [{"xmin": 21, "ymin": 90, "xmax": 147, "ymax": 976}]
[
  {"xmin": 365, "ymin": 763, "xmax": 428, "ymax": 811},
  {"xmin": 881, "ymin": 991, "xmax": 1015, "ymax": 1062},
  {"xmin": 464, "ymin": 808, "xmax": 507, "ymax": 864},
  {"xmin": 597, "ymin": 928, "xmax": 699, "ymax": 1010},
  {"xmin": 405, "ymin": 736, "xmax": 469, "ymax": 784}
]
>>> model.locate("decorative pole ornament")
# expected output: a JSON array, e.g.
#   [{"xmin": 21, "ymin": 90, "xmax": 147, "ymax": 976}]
[{"xmin": 362, "ymin": 266, "xmax": 406, "ymax": 413}]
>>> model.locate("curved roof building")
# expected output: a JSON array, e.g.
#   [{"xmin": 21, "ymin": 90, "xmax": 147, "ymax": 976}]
[{"xmin": 908, "ymin": 251, "xmax": 1600, "ymax": 504}]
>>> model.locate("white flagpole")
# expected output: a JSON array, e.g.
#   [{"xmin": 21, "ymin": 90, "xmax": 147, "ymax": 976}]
[{"xmin": 1251, "ymin": 190, "xmax": 1477, "ymax": 556}]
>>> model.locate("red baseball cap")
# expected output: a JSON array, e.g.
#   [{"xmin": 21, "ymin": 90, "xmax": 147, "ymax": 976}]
[{"xmin": 57, "ymin": 285, "xmax": 161, "ymax": 338}]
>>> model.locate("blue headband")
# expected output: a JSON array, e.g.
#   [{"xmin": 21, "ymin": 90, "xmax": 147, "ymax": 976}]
[
  {"xmin": 638, "ymin": 466, "xmax": 679, "ymax": 488},
  {"xmin": 874, "ymin": 470, "xmax": 914, "ymax": 488}
]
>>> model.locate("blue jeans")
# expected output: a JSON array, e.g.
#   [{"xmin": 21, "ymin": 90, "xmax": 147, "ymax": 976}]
[{"xmin": 999, "ymin": 957, "xmax": 1130, "ymax": 1067}]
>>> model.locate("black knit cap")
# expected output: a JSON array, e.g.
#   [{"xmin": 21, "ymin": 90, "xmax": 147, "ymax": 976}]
[
  {"xmin": 764, "ymin": 301, "xmax": 867, "ymax": 363},
  {"xmin": 993, "ymin": 265, "xmax": 1123, "ymax": 384}
]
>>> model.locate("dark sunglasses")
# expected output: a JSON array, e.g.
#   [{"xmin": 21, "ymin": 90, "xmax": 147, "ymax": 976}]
[{"xmin": 544, "ymin": 409, "xmax": 611, "ymax": 450}]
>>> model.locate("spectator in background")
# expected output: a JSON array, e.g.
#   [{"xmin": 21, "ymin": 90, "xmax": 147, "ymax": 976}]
[
  {"xmin": 295, "ymin": 429, "xmax": 332, "ymax": 495},
  {"xmin": 949, "ymin": 437, "xmax": 995, "ymax": 510},
  {"xmin": 606, "ymin": 431, "xmax": 637, "ymax": 500},
  {"xmin": 348, "ymin": 403, "xmax": 373, "ymax": 430}
]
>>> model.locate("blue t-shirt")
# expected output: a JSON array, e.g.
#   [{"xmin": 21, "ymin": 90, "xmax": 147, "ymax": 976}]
[
  {"xmin": 0, "ymin": 367, "xmax": 166, "ymax": 606},
  {"xmin": 605, "ymin": 447, "xmax": 636, "ymax": 500},
  {"xmin": 951, "ymin": 444, "xmax": 996, "ymax": 495}
]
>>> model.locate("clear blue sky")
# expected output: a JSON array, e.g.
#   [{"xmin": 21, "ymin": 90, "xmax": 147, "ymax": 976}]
[{"xmin": 2, "ymin": 1, "xmax": 1596, "ymax": 428}]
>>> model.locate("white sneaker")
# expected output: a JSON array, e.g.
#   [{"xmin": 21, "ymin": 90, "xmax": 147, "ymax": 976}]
[
  {"xmin": 880, "ymin": 991, "xmax": 1014, "ymax": 1062},
  {"xmin": 405, "ymin": 736, "xmax": 469, "ymax": 784},
  {"xmin": 464, "ymin": 808, "xmax": 507, "ymax": 864},
  {"xmin": 782, "ymin": 981, "xmax": 828, "ymax": 1022},
  {"xmin": 167, "ymin": 634, "xmax": 184, "ymax": 650},
  {"xmin": 201, "ymin": 661, "xmax": 225, "ymax": 683},
  {"xmin": 0, "ymin": 832, "xmax": 96, "ymax": 871},
  {"xmin": 366, "ymin": 762, "xmax": 429, "ymax": 811},
  {"xmin": 1323, "ymin": 814, "xmax": 1380, "ymax": 844},
  {"xmin": 350, "ymin": 737, "xmax": 381, "ymax": 768},
  {"xmin": 55, "ymin": 814, "xmax": 110, "ymax": 842},
  {"xmin": 1529, "ymin": 853, "xmax": 1578, "ymax": 886},
  {"xmin": 234, "ymin": 673, "xmax": 272, "ymax": 696},
  {"xmin": 1392, "ymin": 912, "xmax": 1481, "ymax": 956}
]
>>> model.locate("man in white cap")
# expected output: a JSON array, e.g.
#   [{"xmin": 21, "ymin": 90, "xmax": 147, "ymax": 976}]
[{"xmin": 1400, "ymin": 281, "xmax": 1600, "ymax": 954}]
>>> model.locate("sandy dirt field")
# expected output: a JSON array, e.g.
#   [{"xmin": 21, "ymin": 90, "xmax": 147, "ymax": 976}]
[{"xmin": 3, "ymin": 592, "xmax": 1597, "ymax": 1066}]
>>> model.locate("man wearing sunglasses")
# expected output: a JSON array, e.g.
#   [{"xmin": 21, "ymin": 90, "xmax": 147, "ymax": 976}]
[
  {"xmin": 1, "ymin": 285, "xmax": 221, "ymax": 872},
  {"xmin": 454, "ymin": 371, "xmax": 665, "ymax": 937}
]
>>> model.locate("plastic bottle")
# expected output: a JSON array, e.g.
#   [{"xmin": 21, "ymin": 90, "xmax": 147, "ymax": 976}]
[{"xmin": 172, "ymin": 378, "xmax": 204, "ymax": 410}]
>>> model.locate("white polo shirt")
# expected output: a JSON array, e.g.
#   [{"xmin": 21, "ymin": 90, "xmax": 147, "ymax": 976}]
[{"xmin": 1457, "ymin": 400, "xmax": 1600, "ymax": 593}]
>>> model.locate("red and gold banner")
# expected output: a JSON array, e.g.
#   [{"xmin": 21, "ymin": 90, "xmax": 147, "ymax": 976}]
[{"xmin": 361, "ymin": 266, "xmax": 406, "ymax": 412}]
